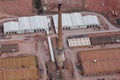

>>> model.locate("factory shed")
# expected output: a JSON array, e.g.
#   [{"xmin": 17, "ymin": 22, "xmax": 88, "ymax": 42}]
[
  {"xmin": 62, "ymin": 14, "xmax": 73, "ymax": 29},
  {"xmin": 3, "ymin": 15, "xmax": 50, "ymax": 34},
  {"xmin": 29, "ymin": 15, "xmax": 49, "ymax": 32},
  {"xmin": 67, "ymin": 35, "xmax": 91, "ymax": 47},
  {"xmin": 0, "ymin": 56, "xmax": 39, "ymax": 80},
  {"xmin": 52, "ymin": 13, "xmax": 100, "ymax": 33},
  {"xmin": 3, "ymin": 21, "xmax": 19, "ymax": 34},
  {"xmin": 90, "ymin": 35, "xmax": 120, "ymax": 45},
  {"xmin": 79, "ymin": 48, "xmax": 120, "ymax": 76},
  {"xmin": 0, "ymin": 43, "xmax": 18, "ymax": 54},
  {"xmin": 83, "ymin": 15, "xmax": 100, "ymax": 28},
  {"xmin": 0, "ymin": 68, "xmax": 39, "ymax": 80},
  {"xmin": 18, "ymin": 17, "xmax": 33, "ymax": 33},
  {"xmin": 70, "ymin": 13, "xmax": 85, "ymax": 29},
  {"xmin": 53, "ymin": 13, "xmax": 72, "ymax": 33},
  {"xmin": 90, "ymin": 36, "xmax": 113, "ymax": 45}
]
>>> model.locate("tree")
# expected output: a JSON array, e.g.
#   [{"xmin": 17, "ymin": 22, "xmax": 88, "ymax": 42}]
[{"xmin": 34, "ymin": 0, "xmax": 43, "ymax": 14}]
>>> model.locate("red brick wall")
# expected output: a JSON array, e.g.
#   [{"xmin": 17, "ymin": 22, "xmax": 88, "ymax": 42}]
[{"xmin": 0, "ymin": 0, "xmax": 33, "ymax": 16}]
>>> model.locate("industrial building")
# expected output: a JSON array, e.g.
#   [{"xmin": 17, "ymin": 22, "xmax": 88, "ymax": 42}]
[
  {"xmin": 82, "ymin": 15, "xmax": 100, "ymax": 28},
  {"xmin": 78, "ymin": 48, "xmax": 120, "ymax": 76},
  {"xmin": 3, "ymin": 13, "xmax": 100, "ymax": 34},
  {"xmin": 90, "ymin": 34, "xmax": 120, "ymax": 45},
  {"xmin": 67, "ymin": 35, "xmax": 91, "ymax": 48},
  {"xmin": 3, "ymin": 16, "xmax": 50, "ymax": 34},
  {"xmin": 52, "ymin": 13, "xmax": 100, "ymax": 33},
  {"xmin": 0, "ymin": 43, "xmax": 18, "ymax": 54},
  {"xmin": 3, "ymin": 21, "xmax": 19, "ymax": 34},
  {"xmin": 67, "ymin": 34, "xmax": 120, "ymax": 47},
  {"xmin": 30, "ymin": 16, "xmax": 49, "ymax": 32},
  {"xmin": 18, "ymin": 17, "xmax": 33, "ymax": 33},
  {"xmin": 53, "ymin": 13, "xmax": 72, "ymax": 33},
  {"xmin": 0, "ymin": 56, "xmax": 39, "ymax": 80}
]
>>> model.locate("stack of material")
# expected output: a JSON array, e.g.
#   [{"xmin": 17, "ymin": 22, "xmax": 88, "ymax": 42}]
[{"xmin": 0, "ymin": 56, "xmax": 39, "ymax": 80}]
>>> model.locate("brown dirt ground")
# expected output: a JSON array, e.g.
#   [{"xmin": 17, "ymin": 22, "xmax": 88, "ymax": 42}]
[
  {"xmin": 0, "ymin": 0, "xmax": 33, "ymax": 17},
  {"xmin": 43, "ymin": 0, "xmax": 120, "ymax": 24}
]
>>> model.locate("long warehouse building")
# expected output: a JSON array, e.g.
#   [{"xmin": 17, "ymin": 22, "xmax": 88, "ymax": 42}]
[
  {"xmin": 3, "ymin": 15, "xmax": 50, "ymax": 34},
  {"xmin": 53, "ymin": 13, "xmax": 100, "ymax": 33},
  {"xmin": 0, "ymin": 56, "xmax": 39, "ymax": 80},
  {"xmin": 78, "ymin": 48, "xmax": 120, "ymax": 76}
]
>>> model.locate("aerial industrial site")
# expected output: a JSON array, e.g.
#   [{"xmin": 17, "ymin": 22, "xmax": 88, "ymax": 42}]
[{"xmin": 0, "ymin": 0, "xmax": 120, "ymax": 80}]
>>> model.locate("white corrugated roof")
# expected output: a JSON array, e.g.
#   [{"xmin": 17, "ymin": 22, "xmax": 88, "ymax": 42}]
[
  {"xmin": 29, "ymin": 16, "xmax": 42, "ymax": 29},
  {"xmin": 3, "ymin": 21, "xmax": 19, "ymax": 33},
  {"xmin": 53, "ymin": 15, "xmax": 58, "ymax": 29},
  {"xmin": 53, "ymin": 13, "xmax": 72, "ymax": 28},
  {"xmin": 4, "ymin": 15, "xmax": 49, "ymax": 34},
  {"xmin": 53, "ymin": 13, "xmax": 73, "ymax": 33},
  {"xmin": 42, "ymin": 16, "xmax": 49, "ymax": 30},
  {"xmin": 70, "ymin": 13, "xmax": 84, "ymax": 27},
  {"xmin": 83, "ymin": 15, "xmax": 100, "ymax": 26},
  {"xmin": 18, "ymin": 17, "xmax": 31, "ymax": 30},
  {"xmin": 30, "ymin": 15, "xmax": 49, "ymax": 30},
  {"xmin": 62, "ymin": 14, "xmax": 72, "ymax": 27},
  {"xmin": 53, "ymin": 13, "xmax": 100, "ymax": 32}
]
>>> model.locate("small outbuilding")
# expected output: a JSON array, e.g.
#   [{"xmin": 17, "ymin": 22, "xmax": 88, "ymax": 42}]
[{"xmin": 67, "ymin": 35, "xmax": 91, "ymax": 47}]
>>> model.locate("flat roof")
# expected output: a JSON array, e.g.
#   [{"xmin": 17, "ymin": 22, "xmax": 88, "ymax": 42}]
[
  {"xmin": 0, "ymin": 43, "xmax": 18, "ymax": 54},
  {"xmin": 90, "ymin": 36, "xmax": 112, "ymax": 45},
  {"xmin": 67, "ymin": 34, "xmax": 88, "ymax": 39},
  {"xmin": 79, "ymin": 48, "xmax": 120, "ymax": 75},
  {"xmin": 90, "ymin": 35, "xmax": 120, "ymax": 45},
  {"xmin": 68, "ymin": 37, "xmax": 91, "ymax": 47}
]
